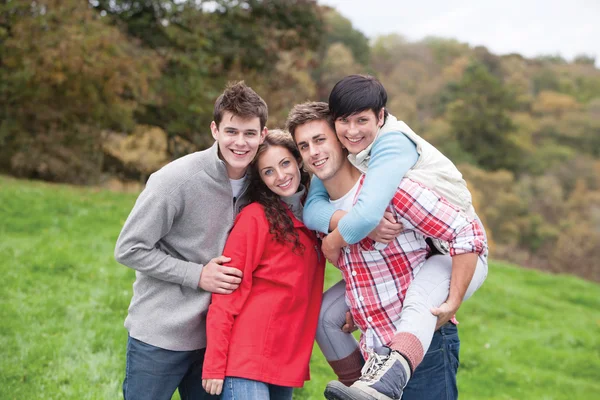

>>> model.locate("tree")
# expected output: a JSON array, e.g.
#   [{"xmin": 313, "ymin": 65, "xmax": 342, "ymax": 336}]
[
  {"xmin": 423, "ymin": 36, "xmax": 470, "ymax": 66},
  {"xmin": 92, "ymin": 0, "xmax": 324, "ymax": 142},
  {"xmin": 312, "ymin": 7, "xmax": 370, "ymax": 99},
  {"xmin": 0, "ymin": 0, "xmax": 160, "ymax": 182},
  {"xmin": 319, "ymin": 43, "xmax": 363, "ymax": 94},
  {"xmin": 320, "ymin": 7, "xmax": 370, "ymax": 66},
  {"xmin": 445, "ymin": 61, "xmax": 523, "ymax": 172},
  {"xmin": 532, "ymin": 91, "xmax": 580, "ymax": 117},
  {"xmin": 573, "ymin": 54, "xmax": 596, "ymax": 66}
]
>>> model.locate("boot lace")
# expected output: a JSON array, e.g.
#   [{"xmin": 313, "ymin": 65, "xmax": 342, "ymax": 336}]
[{"xmin": 360, "ymin": 347, "xmax": 389, "ymax": 381}]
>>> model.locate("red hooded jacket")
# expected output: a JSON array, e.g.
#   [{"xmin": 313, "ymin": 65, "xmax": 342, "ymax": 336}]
[{"xmin": 202, "ymin": 202, "xmax": 325, "ymax": 387}]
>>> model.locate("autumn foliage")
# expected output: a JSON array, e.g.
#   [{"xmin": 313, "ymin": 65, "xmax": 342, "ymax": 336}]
[{"xmin": 1, "ymin": 1, "xmax": 599, "ymax": 281}]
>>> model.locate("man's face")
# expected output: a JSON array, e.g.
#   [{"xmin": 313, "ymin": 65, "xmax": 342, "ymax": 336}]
[
  {"xmin": 295, "ymin": 119, "xmax": 345, "ymax": 182},
  {"xmin": 211, "ymin": 111, "xmax": 266, "ymax": 179},
  {"xmin": 334, "ymin": 108, "xmax": 384, "ymax": 154}
]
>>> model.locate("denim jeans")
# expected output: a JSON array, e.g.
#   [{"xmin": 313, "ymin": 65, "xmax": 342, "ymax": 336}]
[
  {"xmin": 402, "ymin": 323, "xmax": 460, "ymax": 400},
  {"xmin": 123, "ymin": 336, "xmax": 219, "ymax": 400},
  {"xmin": 221, "ymin": 377, "xmax": 293, "ymax": 400}
]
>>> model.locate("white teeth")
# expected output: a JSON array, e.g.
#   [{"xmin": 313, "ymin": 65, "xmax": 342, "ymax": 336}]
[
  {"xmin": 278, "ymin": 179, "xmax": 292, "ymax": 188},
  {"xmin": 314, "ymin": 159, "xmax": 327, "ymax": 167},
  {"xmin": 347, "ymin": 137, "xmax": 362, "ymax": 143},
  {"xmin": 232, "ymin": 150, "xmax": 247, "ymax": 155}
]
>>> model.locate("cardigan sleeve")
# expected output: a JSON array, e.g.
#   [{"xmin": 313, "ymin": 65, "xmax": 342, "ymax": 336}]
[
  {"xmin": 337, "ymin": 131, "xmax": 418, "ymax": 244},
  {"xmin": 202, "ymin": 205, "xmax": 267, "ymax": 380},
  {"xmin": 303, "ymin": 175, "xmax": 337, "ymax": 234}
]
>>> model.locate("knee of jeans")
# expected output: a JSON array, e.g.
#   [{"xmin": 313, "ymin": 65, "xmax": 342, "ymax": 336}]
[
  {"xmin": 319, "ymin": 284, "xmax": 347, "ymax": 328},
  {"xmin": 405, "ymin": 281, "xmax": 450, "ymax": 310},
  {"xmin": 317, "ymin": 301, "xmax": 347, "ymax": 333}
]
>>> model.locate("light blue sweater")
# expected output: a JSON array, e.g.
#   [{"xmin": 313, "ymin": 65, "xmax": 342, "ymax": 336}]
[{"xmin": 303, "ymin": 130, "xmax": 418, "ymax": 244}]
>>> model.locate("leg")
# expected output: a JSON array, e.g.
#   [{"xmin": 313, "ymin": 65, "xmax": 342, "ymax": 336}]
[
  {"xmin": 324, "ymin": 256, "xmax": 484, "ymax": 400},
  {"xmin": 391, "ymin": 253, "xmax": 486, "ymax": 370},
  {"xmin": 268, "ymin": 383, "xmax": 294, "ymax": 400},
  {"xmin": 178, "ymin": 348, "xmax": 219, "ymax": 400},
  {"xmin": 316, "ymin": 280, "xmax": 364, "ymax": 386},
  {"xmin": 122, "ymin": 336, "xmax": 203, "ymax": 400},
  {"xmin": 402, "ymin": 323, "xmax": 459, "ymax": 400},
  {"xmin": 221, "ymin": 377, "xmax": 270, "ymax": 400}
]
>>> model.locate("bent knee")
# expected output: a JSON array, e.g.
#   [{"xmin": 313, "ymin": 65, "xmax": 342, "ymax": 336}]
[{"xmin": 318, "ymin": 300, "xmax": 347, "ymax": 331}]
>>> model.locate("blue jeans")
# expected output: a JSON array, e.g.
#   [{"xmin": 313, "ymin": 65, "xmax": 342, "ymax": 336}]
[
  {"xmin": 402, "ymin": 323, "xmax": 460, "ymax": 400},
  {"xmin": 123, "ymin": 336, "xmax": 219, "ymax": 400},
  {"xmin": 221, "ymin": 377, "xmax": 293, "ymax": 400}
]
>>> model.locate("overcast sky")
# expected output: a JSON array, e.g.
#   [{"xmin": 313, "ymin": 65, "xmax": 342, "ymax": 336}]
[{"xmin": 319, "ymin": 0, "xmax": 599, "ymax": 63}]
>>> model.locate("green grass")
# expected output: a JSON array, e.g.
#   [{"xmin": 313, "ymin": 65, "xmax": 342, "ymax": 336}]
[{"xmin": 1, "ymin": 175, "xmax": 599, "ymax": 399}]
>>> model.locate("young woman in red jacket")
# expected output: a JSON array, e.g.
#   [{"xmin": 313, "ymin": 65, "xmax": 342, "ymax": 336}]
[{"xmin": 202, "ymin": 129, "xmax": 326, "ymax": 399}]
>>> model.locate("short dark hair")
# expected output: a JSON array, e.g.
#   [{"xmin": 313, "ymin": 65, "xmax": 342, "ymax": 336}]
[
  {"xmin": 213, "ymin": 81, "xmax": 268, "ymax": 130},
  {"xmin": 328, "ymin": 75, "xmax": 389, "ymax": 121},
  {"xmin": 285, "ymin": 101, "xmax": 334, "ymax": 139}
]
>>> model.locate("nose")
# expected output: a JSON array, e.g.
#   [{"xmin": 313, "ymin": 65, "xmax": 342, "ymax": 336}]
[
  {"xmin": 275, "ymin": 168, "xmax": 286, "ymax": 181},
  {"xmin": 347, "ymin": 122, "xmax": 358, "ymax": 134},
  {"xmin": 234, "ymin": 133, "xmax": 245, "ymax": 146},
  {"xmin": 309, "ymin": 143, "xmax": 319, "ymax": 157}
]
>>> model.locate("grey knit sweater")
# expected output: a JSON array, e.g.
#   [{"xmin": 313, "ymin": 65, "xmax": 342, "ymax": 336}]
[{"xmin": 115, "ymin": 142, "xmax": 249, "ymax": 351}]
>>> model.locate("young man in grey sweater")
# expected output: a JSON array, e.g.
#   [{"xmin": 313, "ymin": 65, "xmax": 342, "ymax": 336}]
[{"xmin": 114, "ymin": 81, "xmax": 268, "ymax": 400}]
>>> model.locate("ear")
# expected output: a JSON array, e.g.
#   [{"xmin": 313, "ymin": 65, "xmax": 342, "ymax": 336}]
[
  {"xmin": 210, "ymin": 121, "xmax": 219, "ymax": 140},
  {"xmin": 378, "ymin": 108, "xmax": 385, "ymax": 127},
  {"xmin": 259, "ymin": 126, "xmax": 268, "ymax": 144}
]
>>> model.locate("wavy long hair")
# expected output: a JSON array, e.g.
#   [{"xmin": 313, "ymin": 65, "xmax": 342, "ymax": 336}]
[{"xmin": 248, "ymin": 129, "xmax": 311, "ymax": 253}]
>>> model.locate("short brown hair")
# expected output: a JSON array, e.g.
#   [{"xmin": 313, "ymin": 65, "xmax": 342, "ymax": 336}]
[
  {"xmin": 213, "ymin": 81, "xmax": 268, "ymax": 130},
  {"xmin": 285, "ymin": 101, "xmax": 334, "ymax": 139}
]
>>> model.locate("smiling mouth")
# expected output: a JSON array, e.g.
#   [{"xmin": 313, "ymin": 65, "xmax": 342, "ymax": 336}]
[
  {"xmin": 231, "ymin": 149, "xmax": 249, "ymax": 156},
  {"xmin": 346, "ymin": 137, "xmax": 363, "ymax": 144},
  {"xmin": 278, "ymin": 179, "xmax": 292, "ymax": 189},
  {"xmin": 313, "ymin": 158, "xmax": 327, "ymax": 167}
]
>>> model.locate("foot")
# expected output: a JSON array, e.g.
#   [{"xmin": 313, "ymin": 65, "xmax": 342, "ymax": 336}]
[
  {"xmin": 324, "ymin": 381, "xmax": 376, "ymax": 400},
  {"xmin": 324, "ymin": 350, "xmax": 408, "ymax": 400}
]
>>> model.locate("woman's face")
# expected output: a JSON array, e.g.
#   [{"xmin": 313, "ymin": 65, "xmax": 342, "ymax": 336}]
[
  {"xmin": 334, "ymin": 108, "xmax": 385, "ymax": 154},
  {"xmin": 257, "ymin": 145, "xmax": 301, "ymax": 197}
]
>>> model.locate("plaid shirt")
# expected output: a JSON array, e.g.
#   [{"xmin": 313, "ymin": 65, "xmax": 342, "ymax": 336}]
[{"xmin": 338, "ymin": 176, "xmax": 487, "ymax": 352}]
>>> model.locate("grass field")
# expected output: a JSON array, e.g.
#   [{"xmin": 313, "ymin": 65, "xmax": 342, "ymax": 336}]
[{"xmin": 1, "ymin": 175, "xmax": 599, "ymax": 399}]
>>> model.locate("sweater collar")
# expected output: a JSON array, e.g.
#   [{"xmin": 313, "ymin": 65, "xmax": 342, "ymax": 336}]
[
  {"xmin": 280, "ymin": 184, "xmax": 307, "ymax": 227},
  {"xmin": 202, "ymin": 142, "xmax": 229, "ymax": 182},
  {"xmin": 281, "ymin": 184, "xmax": 306, "ymax": 223},
  {"xmin": 204, "ymin": 142, "xmax": 252, "ymax": 192}
]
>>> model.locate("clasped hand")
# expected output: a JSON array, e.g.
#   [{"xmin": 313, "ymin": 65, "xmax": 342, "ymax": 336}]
[
  {"xmin": 198, "ymin": 256, "xmax": 243, "ymax": 294},
  {"xmin": 322, "ymin": 211, "xmax": 403, "ymax": 266}
]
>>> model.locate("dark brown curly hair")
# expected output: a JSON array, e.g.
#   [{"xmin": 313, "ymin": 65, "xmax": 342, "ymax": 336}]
[{"xmin": 248, "ymin": 129, "xmax": 311, "ymax": 254}]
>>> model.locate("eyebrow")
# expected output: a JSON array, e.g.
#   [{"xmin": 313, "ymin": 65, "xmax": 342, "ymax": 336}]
[
  {"xmin": 297, "ymin": 134, "xmax": 324, "ymax": 146},
  {"xmin": 260, "ymin": 157, "xmax": 290, "ymax": 172},
  {"xmin": 222, "ymin": 126, "xmax": 259, "ymax": 133}
]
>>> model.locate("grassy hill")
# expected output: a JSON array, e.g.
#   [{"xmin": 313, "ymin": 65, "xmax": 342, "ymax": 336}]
[{"xmin": 1, "ymin": 175, "xmax": 599, "ymax": 399}]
